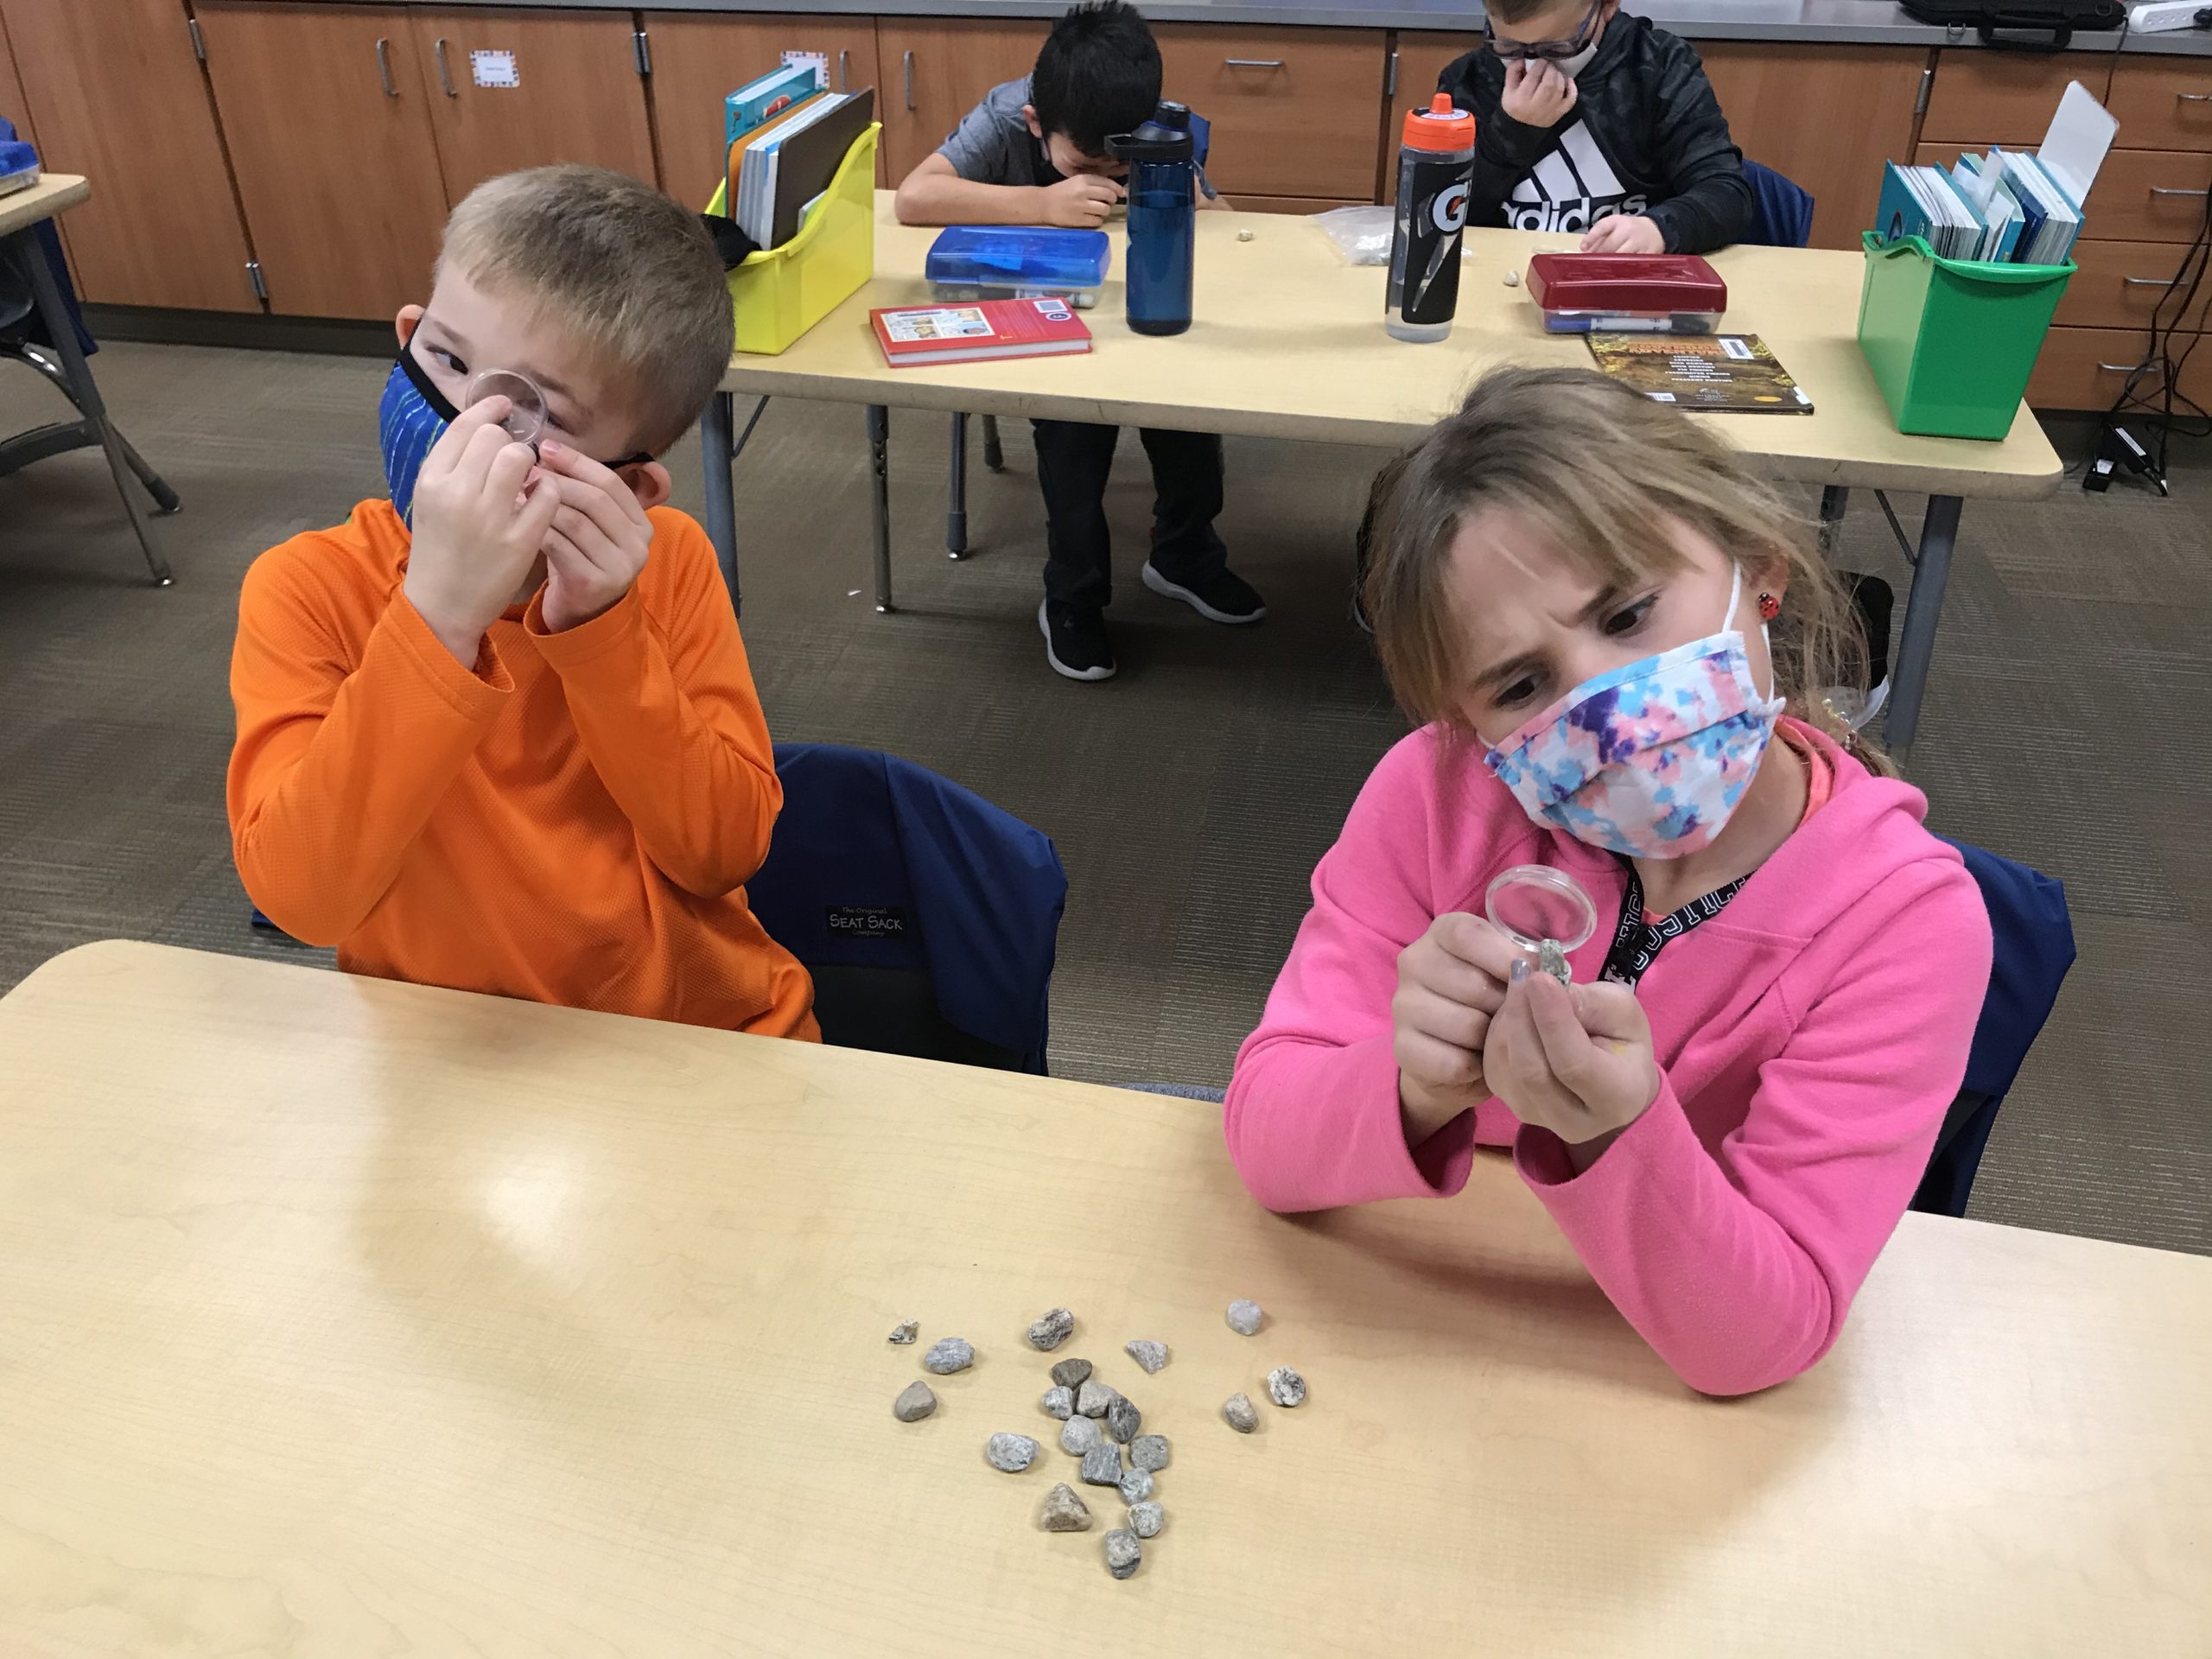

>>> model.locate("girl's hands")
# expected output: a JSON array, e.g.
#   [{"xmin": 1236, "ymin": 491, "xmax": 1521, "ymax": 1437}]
[
  {"xmin": 1484, "ymin": 966, "xmax": 1660, "ymax": 1165},
  {"xmin": 1393, "ymin": 914, "xmax": 1519, "ymax": 1142}
]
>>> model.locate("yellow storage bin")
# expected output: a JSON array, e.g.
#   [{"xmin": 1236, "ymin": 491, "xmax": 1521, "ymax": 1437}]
[{"xmin": 706, "ymin": 122, "xmax": 879, "ymax": 356}]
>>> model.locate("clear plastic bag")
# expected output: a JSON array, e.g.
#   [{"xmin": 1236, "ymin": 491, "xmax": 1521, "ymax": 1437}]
[{"xmin": 1311, "ymin": 204, "xmax": 1396, "ymax": 266}]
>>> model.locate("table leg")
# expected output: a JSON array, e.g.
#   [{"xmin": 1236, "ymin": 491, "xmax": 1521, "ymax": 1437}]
[
  {"xmin": 982, "ymin": 413, "xmax": 1004, "ymax": 472},
  {"xmin": 947, "ymin": 411, "xmax": 969, "ymax": 560},
  {"xmin": 700, "ymin": 391, "xmax": 740, "ymax": 613},
  {"xmin": 1818, "ymin": 485, "xmax": 1850, "ymax": 559},
  {"xmin": 15, "ymin": 227, "xmax": 170, "ymax": 585},
  {"xmin": 868, "ymin": 404, "xmax": 893, "ymax": 613},
  {"xmin": 1884, "ymin": 494, "xmax": 1960, "ymax": 763}
]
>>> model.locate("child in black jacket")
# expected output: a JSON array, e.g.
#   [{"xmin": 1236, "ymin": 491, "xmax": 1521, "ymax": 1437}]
[{"xmin": 1439, "ymin": 0, "xmax": 1752, "ymax": 256}]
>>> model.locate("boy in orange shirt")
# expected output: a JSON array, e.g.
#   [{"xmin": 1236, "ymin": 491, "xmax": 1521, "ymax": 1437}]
[{"xmin": 228, "ymin": 164, "xmax": 817, "ymax": 1039}]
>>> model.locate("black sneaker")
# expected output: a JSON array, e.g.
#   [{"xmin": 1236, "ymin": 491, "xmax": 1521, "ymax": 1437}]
[
  {"xmin": 1039, "ymin": 599, "xmax": 1116, "ymax": 681},
  {"xmin": 1141, "ymin": 561, "xmax": 1267, "ymax": 624}
]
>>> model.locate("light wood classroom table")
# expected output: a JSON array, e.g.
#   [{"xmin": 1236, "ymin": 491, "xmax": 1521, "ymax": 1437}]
[
  {"xmin": 0, "ymin": 174, "xmax": 174, "ymax": 584},
  {"xmin": 709, "ymin": 194, "xmax": 2064, "ymax": 759},
  {"xmin": 2, "ymin": 941, "xmax": 2207, "ymax": 1656}
]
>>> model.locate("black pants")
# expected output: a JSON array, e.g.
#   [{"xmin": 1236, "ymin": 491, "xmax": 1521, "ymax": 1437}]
[{"xmin": 1031, "ymin": 419, "xmax": 1226, "ymax": 613}]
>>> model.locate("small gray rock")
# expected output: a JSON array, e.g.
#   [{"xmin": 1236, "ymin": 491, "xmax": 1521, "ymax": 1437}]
[
  {"xmin": 893, "ymin": 1381, "xmax": 938, "ymax": 1422},
  {"xmin": 1537, "ymin": 938, "xmax": 1571, "ymax": 987},
  {"xmin": 1268, "ymin": 1365, "xmax": 1307, "ymax": 1408},
  {"xmin": 1041, "ymin": 1385, "xmax": 1075, "ymax": 1421},
  {"xmin": 1049, "ymin": 1356, "xmax": 1093, "ymax": 1389},
  {"xmin": 987, "ymin": 1432, "xmax": 1040, "ymax": 1472},
  {"xmin": 923, "ymin": 1338, "xmax": 974, "ymax": 1375},
  {"xmin": 1039, "ymin": 1482, "xmax": 1091, "ymax": 1532},
  {"xmin": 1117, "ymin": 1467, "xmax": 1154, "ymax": 1504},
  {"xmin": 1124, "ymin": 1338, "xmax": 1169, "ymax": 1375},
  {"xmin": 1127, "ymin": 1500, "xmax": 1164, "ymax": 1539},
  {"xmin": 1106, "ymin": 1395, "xmax": 1141, "ymax": 1445},
  {"xmin": 1131, "ymin": 1434, "xmax": 1170, "ymax": 1472},
  {"xmin": 1223, "ymin": 1392, "xmax": 1258, "ymax": 1433},
  {"xmin": 1103, "ymin": 1529, "xmax": 1142, "ymax": 1580},
  {"xmin": 1059, "ymin": 1414, "xmax": 1103, "ymax": 1455},
  {"xmin": 1080, "ymin": 1445, "xmax": 1123, "ymax": 1487},
  {"xmin": 1226, "ymin": 1299, "xmax": 1264, "ymax": 1337},
  {"xmin": 1076, "ymin": 1379, "xmax": 1116, "ymax": 1419},
  {"xmin": 1026, "ymin": 1307, "xmax": 1076, "ymax": 1351},
  {"xmin": 888, "ymin": 1319, "xmax": 918, "ymax": 1344}
]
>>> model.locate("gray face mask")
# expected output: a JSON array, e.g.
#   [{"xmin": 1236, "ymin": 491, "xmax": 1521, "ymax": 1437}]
[{"xmin": 1555, "ymin": 38, "xmax": 1600, "ymax": 78}]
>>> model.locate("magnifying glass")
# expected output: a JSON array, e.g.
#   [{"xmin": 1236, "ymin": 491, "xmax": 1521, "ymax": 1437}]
[
  {"xmin": 1484, "ymin": 864, "xmax": 1597, "ymax": 986},
  {"xmin": 465, "ymin": 367, "xmax": 549, "ymax": 449}
]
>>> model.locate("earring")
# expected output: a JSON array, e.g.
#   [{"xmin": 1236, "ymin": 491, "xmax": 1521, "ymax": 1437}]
[{"xmin": 1758, "ymin": 591, "xmax": 1782, "ymax": 620}]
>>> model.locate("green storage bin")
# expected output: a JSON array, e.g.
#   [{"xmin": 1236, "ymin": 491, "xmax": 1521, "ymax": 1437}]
[{"xmin": 1856, "ymin": 233, "xmax": 2075, "ymax": 441}]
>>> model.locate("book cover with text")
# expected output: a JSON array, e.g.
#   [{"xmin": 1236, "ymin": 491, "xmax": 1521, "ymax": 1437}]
[{"xmin": 869, "ymin": 296, "xmax": 1094, "ymax": 367}]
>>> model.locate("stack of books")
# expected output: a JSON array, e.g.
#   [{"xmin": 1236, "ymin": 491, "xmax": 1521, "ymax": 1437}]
[
  {"xmin": 721, "ymin": 67, "xmax": 876, "ymax": 252},
  {"xmin": 1872, "ymin": 80, "xmax": 2115, "ymax": 265}
]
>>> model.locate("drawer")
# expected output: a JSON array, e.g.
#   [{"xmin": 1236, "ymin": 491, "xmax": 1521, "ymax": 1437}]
[
  {"xmin": 2051, "ymin": 237, "xmax": 2204, "ymax": 330},
  {"xmin": 1914, "ymin": 143, "xmax": 2212, "ymax": 244},
  {"xmin": 1154, "ymin": 25, "xmax": 1387, "ymax": 200},
  {"xmin": 1921, "ymin": 49, "xmax": 2107, "ymax": 147},
  {"xmin": 2028, "ymin": 322, "xmax": 2209, "ymax": 410},
  {"xmin": 2104, "ymin": 59, "xmax": 2212, "ymax": 154}
]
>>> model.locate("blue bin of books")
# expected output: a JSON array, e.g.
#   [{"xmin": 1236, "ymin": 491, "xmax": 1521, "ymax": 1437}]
[{"xmin": 1858, "ymin": 233, "xmax": 2074, "ymax": 441}]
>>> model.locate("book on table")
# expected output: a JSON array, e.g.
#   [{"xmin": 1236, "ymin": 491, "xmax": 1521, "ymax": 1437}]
[
  {"xmin": 1586, "ymin": 333, "xmax": 1813, "ymax": 414},
  {"xmin": 869, "ymin": 297, "xmax": 1094, "ymax": 367}
]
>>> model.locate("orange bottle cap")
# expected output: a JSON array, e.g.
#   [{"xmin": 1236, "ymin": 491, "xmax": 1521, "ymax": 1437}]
[{"xmin": 1402, "ymin": 92, "xmax": 1475, "ymax": 152}]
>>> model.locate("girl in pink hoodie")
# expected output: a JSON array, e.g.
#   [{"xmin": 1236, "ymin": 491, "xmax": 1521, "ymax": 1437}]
[{"xmin": 1226, "ymin": 367, "xmax": 1992, "ymax": 1396}]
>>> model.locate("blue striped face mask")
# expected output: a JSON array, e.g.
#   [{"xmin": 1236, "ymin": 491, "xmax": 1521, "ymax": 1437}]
[{"xmin": 378, "ymin": 344, "xmax": 455, "ymax": 529}]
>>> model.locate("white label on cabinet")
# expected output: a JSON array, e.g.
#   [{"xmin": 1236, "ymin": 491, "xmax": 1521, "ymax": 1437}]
[
  {"xmin": 781, "ymin": 49, "xmax": 829, "ymax": 85},
  {"xmin": 471, "ymin": 49, "xmax": 519, "ymax": 90}
]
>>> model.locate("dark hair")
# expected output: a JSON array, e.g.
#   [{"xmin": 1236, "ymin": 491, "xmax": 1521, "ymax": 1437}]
[{"xmin": 1031, "ymin": 1, "xmax": 1163, "ymax": 158}]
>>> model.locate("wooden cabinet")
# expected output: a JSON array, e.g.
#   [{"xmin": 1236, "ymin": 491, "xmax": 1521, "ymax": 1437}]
[
  {"xmin": 2104, "ymin": 57, "xmax": 2212, "ymax": 153},
  {"xmin": 0, "ymin": 4, "xmax": 36, "ymax": 152},
  {"xmin": 196, "ymin": 3, "xmax": 449, "ymax": 321},
  {"xmin": 1155, "ymin": 25, "xmax": 1386, "ymax": 203},
  {"xmin": 641, "ymin": 10, "xmax": 881, "ymax": 212},
  {"xmin": 0, "ymin": 0, "xmax": 258, "ymax": 311},
  {"xmin": 1921, "ymin": 50, "xmax": 2109, "ymax": 146},
  {"xmin": 2029, "ymin": 321, "xmax": 2209, "ymax": 411},
  {"xmin": 874, "ymin": 19, "xmax": 1039, "ymax": 184},
  {"xmin": 1700, "ymin": 44, "xmax": 1929, "ymax": 251},
  {"xmin": 1386, "ymin": 31, "xmax": 1478, "ymax": 204},
  {"xmin": 1912, "ymin": 142, "xmax": 2212, "ymax": 244},
  {"xmin": 408, "ymin": 7, "xmax": 657, "ymax": 206},
  {"xmin": 2052, "ymin": 236, "xmax": 2209, "ymax": 331}
]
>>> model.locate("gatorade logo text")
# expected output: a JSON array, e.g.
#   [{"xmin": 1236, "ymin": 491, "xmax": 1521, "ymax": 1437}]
[{"xmin": 1431, "ymin": 182, "xmax": 1471, "ymax": 236}]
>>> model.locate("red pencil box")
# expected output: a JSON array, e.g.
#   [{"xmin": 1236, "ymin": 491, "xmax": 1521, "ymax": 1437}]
[{"xmin": 1522, "ymin": 253, "xmax": 1728, "ymax": 334}]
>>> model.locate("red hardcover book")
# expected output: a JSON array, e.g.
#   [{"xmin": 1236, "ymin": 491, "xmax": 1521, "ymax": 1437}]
[{"xmin": 869, "ymin": 296, "xmax": 1093, "ymax": 366}]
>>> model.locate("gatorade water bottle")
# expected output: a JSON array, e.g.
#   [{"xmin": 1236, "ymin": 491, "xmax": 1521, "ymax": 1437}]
[
  {"xmin": 1387, "ymin": 93, "xmax": 1477, "ymax": 343},
  {"xmin": 1109, "ymin": 103, "xmax": 1198, "ymax": 337}
]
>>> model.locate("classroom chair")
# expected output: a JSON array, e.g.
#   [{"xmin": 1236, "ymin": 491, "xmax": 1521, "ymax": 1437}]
[
  {"xmin": 1741, "ymin": 160, "xmax": 1815, "ymax": 251},
  {"xmin": 1910, "ymin": 839, "xmax": 2076, "ymax": 1217},
  {"xmin": 747, "ymin": 741, "xmax": 1068, "ymax": 1073}
]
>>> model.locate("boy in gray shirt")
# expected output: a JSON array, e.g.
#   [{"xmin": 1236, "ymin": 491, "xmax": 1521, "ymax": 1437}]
[{"xmin": 894, "ymin": 0, "xmax": 1261, "ymax": 683}]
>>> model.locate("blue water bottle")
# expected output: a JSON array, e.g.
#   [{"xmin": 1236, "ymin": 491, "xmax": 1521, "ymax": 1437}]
[{"xmin": 1109, "ymin": 103, "xmax": 1197, "ymax": 337}]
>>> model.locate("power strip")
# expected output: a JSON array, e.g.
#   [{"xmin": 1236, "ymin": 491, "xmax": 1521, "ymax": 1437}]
[{"xmin": 2128, "ymin": 1, "xmax": 2209, "ymax": 31}]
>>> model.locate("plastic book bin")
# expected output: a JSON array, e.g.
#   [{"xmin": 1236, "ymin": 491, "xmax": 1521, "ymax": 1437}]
[
  {"xmin": 1856, "ymin": 232, "xmax": 2074, "ymax": 441},
  {"xmin": 707, "ymin": 122, "xmax": 880, "ymax": 356}
]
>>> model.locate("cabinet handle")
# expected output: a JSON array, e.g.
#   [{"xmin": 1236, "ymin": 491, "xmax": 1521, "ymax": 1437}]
[
  {"xmin": 2150, "ymin": 186, "xmax": 2210, "ymax": 197},
  {"xmin": 2177, "ymin": 92, "xmax": 2211, "ymax": 103},
  {"xmin": 903, "ymin": 49, "xmax": 914, "ymax": 110},
  {"xmin": 434, "ymin": 36, "xmax": 456, "ymax": 98},
  {"xmin": 375, "ymin": 37, "xmax": 397, "ymax": 98},
  {"xmin": 1223, "ymin": 58, "xmax": 1286, "ymax": 68},
  {"xmin": 2123, "ymin": 275, "xmax": 2172, "ymax": 287},
  {"xmin": 2096, "ymin": 361, "xmax": 2145, "ymax": 372},
  {"xmin": 839, "ymin": 48, "xmax": 850, "ymax": 92}
]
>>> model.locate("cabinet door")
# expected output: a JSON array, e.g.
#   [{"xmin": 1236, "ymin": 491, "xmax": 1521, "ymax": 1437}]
[
  {"xmin": 1386, "ymin": 32, "xmax": 1480, "ymax": 204},
  {"xmin": 2029, "ymin": 321, "xmax": 2209, "ymax": 411},
  {"xmin": 874, "ymin": 19, "xmax": 1039, "ymax": 184},
  {"xmin": 0, "ymin": 3, "xmax": 64, "ymax": 277},
  {"xmin": 2103, "ymin": 59, "xmax": 2212, "ymax": 156},
  {"xmin": 642, "ymin": 10, "xmax": 881, "ymax": 211},
  {"xmin": 1155, "ymin": 25, "xmax": 1387, "ymax": 202},
  {"xmin": 409, "ymin": 7, "xmax": 656, "ymax": 207},
  {"xmin": 1700, "ymin": 44, "xmax": 1929, "ymax": 251},
  {"xmin": 1921, "ymin": 49, "xmax": 2110, "ymax": 147},
  {"xmin": 0, "ymin": 0, "xmax": 257, "ymax": 310},
  {"xmin": 196, "ymin": 3, "xmax": 448, "ymax": 321}
]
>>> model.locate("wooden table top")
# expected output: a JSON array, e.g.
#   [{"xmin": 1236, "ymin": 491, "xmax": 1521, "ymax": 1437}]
[
  {"xmin": 2, "ymin": 942, "xmax": 2204, "ymax": 1656},
  {"xmin": 0, "ymin": 171, "xmax": 86, "ymax": 240},
  {"xmin": 721, "ymin": 193, "xmax": 2063, "ymax": 501}
]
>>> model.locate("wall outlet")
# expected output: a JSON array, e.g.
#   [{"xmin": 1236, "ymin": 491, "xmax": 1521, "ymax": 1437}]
[{"xmin": 2127, "ymin": 1, "xmax": 2208, "ymax": 31}]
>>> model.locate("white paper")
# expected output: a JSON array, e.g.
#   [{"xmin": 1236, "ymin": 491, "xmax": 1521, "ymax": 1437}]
[
  {"xmin": 2037, "ymin": 82, "xmax": 2116, "ymax": 207},
  {"xmin": 781, "ymin": 49, "xmax": 830, "ymax": 85},
  {"xmin": 471, "ymin": 49, "xmax": 519, "ymax": 90}
]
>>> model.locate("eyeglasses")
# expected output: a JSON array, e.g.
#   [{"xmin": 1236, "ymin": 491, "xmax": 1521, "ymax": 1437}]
[{"xmin": 1486, "ymin": 0, "xmax": 1604, "ymax": 62}]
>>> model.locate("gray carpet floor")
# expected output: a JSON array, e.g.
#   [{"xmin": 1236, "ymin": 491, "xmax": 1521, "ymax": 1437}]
[{"xmin": 2, "ymin": 340, "xmax": 2204, "ymax": 1256}]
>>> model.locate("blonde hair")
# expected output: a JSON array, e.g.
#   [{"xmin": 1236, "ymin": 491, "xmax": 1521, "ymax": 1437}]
[
  {"xmin": 440, "ymin": 165, "xmax": 732, "ymax": 454},
  {"xmin": 1362, "ymin": 365, "xmax": 1892, "ymax": 774}
]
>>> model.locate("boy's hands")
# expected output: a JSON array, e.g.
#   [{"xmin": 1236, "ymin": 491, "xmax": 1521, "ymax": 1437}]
[
  {"xmin": 535, "ymin": 440, "xmax": 655, "ymax": 634},
  {"xmin": 404, "ymin": 397, "xmax": 558, "ymax": 667},
  {"xmin": 1039, "ymin": 175, "xmax": 1123, "ymax": 226},
  {"xmin": 1581, "ymin": 213, "xmax": 1667, "ymax": 254},
  {"xmin": 1394, "ymin": 913, "xmax": 1518, "ymax": 1142},
  {"xmin": 1500, "ymin": 58, "xmax": 1579, "ymax": 130},
  {"xmin": 1483, "ymin": 967, "xmax": 1660, "ymax": 1165}
]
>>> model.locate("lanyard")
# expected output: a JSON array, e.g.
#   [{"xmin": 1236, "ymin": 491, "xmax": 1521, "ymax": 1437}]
[{"xmin": 1598, "ymin": 862, "xmax": 1747, "ymax": 988}]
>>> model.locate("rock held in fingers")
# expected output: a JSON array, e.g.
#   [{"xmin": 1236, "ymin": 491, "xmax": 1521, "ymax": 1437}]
[
  {"xmin": 1268, "ymin": 1365, "xmax": 1307, "ymax": 1408},
  {"xmin": 1223, "ymin": 1392, "xmax": 1259, "ymax": 1433},
  {"xmin": 1026, "ymin": 1307, "xmax": 1076, "ymax": 1351},
  {"xmin": 1226, "ymin": 1299, "xmax": 1264, "ymax": 1337},
  {"xmin": 1039, "ymin": 1482, "xmax": 1092, "ymax": 1532},
  {"xmin": 893, "ymin": 1381, "xmax": 938, "ymax": 1422},
  {"xmin": 923, "ymin": 1338, "xmax": 974, "ymax": 1375},
  {"xmin": 987, "ymin": 1433, "xmax": 1040, "ymax": 1472},
  {"xmin": 1124, "ymin": 1339, "xmax": 1169, "ymax": 1375}
]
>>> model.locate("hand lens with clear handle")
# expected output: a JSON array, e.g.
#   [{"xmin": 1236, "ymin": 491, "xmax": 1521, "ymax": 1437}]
[
  {"xmin": 465, "ymin": 367, "xmax": 549, "ymax": 449},
  {"xmin": 1484, "ymin": 864, "xmax": 1598, "ymax": 986}
]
